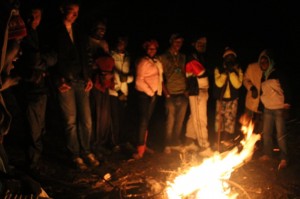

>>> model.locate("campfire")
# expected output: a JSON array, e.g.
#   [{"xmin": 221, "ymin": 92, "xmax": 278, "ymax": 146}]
[{"xmin": 166, "ymin": 120, "xmax": 261, "ymax": 199}]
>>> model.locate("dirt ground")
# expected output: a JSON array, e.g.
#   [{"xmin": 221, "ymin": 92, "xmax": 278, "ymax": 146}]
[{"xmin": 3, "ymin": 90, "xmax": 300, "ymax": 199}]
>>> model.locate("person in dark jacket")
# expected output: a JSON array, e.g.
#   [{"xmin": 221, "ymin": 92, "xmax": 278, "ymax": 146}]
[
  {"xmin": 14, "ymin": 4, "xmax": 57, "ymax": 173},
  {"xmin": 53, "ymin": 0, "xmax": 99, "ymax": 170}
]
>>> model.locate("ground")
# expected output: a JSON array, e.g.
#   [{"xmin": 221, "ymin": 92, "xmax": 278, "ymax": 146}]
[{"xmin": 3, "ymin": 90, "xmax": 300, "ymax": 199}]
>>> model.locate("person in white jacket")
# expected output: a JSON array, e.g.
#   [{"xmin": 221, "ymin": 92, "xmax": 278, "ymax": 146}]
[
  {"xmin": 258, "ymin": 49, "xmax": 291, "ymax": 170},
  {"xmin": 133, "ymin": 39, "xmax": 163, "ymax": 159},
  {"xmin": 109, "ymin": 36, "xmax": 134, "ymax": 151}
]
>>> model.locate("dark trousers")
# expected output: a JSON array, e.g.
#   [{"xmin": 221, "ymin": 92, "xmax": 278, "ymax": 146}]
[
  {"xmin": 26, "ymin": 94, "xmax": 47, "ymax": 168},
  {"xmin": 90, "ymin": 88, "xmax": 111, "ymax": 148},
  {"xmin": 58, "ymin": 82, "xmax": 92, "ymax": 158},
  {"xmin": 137, "ymin": 91, "xmax": 157, "ymax": 145}
]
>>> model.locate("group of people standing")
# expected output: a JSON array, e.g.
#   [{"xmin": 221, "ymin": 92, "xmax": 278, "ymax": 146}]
[{"xmin": 0, "ymin": 0, "xmax": 292, "ymax": 197}]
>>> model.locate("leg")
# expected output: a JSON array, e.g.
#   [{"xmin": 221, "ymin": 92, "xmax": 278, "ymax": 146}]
[{"xmin": 262, "ymin": 108, "xmax": 275, "ymax": 158}]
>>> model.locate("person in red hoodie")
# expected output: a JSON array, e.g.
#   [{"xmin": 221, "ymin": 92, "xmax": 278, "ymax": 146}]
[{"xmin": 90, "ymin": 55, "xmax": 115, "ymax": 156}]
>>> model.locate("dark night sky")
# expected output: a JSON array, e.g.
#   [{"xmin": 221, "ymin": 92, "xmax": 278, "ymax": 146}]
[
  {"xmin": 10, "ymin": 0, "xmax": 300, "ymax": 106},
  {"xmin": 31, "ymin": 0, "xmax": 300, "ymax": 64}
]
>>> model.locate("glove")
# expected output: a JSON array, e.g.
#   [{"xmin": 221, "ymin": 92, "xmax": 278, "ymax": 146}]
[{"xmin": 250, "ymin": 86, "xmax": 258, "ymax": 98}]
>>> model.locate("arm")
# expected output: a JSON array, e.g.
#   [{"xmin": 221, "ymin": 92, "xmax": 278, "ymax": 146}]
[
  {"xmin": 214, "ymin": 67, "xmax": 228, "ymax": 88},
  {"xmin": 229, "ymin": 67, "xmax": 243, "ymax": 89}
]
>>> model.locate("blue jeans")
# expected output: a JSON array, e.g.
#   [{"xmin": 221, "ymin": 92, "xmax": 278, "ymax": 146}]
[
  {"xmin": 58, "ymin": 81, "xmax": 92, "ymax": 158},
  {"xmin": 137, "ymin": 91, "xmax": 157, "ymax": 145},
  {"xmin": 262, "ymin": 108, "xmax": 288, "ymax": 160},
  {"xmin": 165, "ymin": 94, "xmax": 188, "ymax": 146}
]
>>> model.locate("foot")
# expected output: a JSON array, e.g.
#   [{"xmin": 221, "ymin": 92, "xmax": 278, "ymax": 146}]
[
  {"xmin": 132, "ymin": 153, "xmax": 143, "ymax": 160},
  {"xmin": 183, "ymin": 142, "xmax": 199, "ymax": 152},
  {"xmin": 278, "ymin": 159, "xmax": 288, "ymax": 170},
  {"xmin": 199, "ymin": 147, "xmax": 214, "ymax": 157},
  {"xmin": 86, "ymin": 153, "xmax": 100, "ymax": 167},
  {"xmin": 73, "ymin": 157, "xmax": 88, "ymax": 171}
]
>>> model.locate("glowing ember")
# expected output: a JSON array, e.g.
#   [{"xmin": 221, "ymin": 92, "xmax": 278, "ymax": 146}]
[{"xmin": 166, "ymin": 121, "xmax": 260, "ymax": 199}]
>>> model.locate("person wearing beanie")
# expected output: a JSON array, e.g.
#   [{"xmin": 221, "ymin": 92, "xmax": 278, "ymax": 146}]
[
  {"xmin": 214, "ymin": 47, "xmax": 243, "ymax": 151},
  {"xmin": 257, "ymin": 49, "xmax": 291, "ymax": 170}
]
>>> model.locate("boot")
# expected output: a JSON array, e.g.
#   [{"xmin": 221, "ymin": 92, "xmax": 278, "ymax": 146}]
[{"xmin": 132, "ymin": 145, "xmax": 145, "ymax": 159}]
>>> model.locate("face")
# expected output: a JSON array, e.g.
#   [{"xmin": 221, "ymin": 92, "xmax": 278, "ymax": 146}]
[
  {"xmin": 116, "ymin": 40, "xmax": 127, "ymax": 53},
  {"xmin": 30, "ymin": 9, "xmax": 42, "ymax": 30},
  {"xmin": 63, "ymin": 4, "xmax": 79, "ymax": 24},
  {"xmin": 146, "ymin": 44, "xmax": 157, "ymax": 58},
  {"xmin": 260, "ymin": 56, "xmax": 269, "ymax": 71},
  {"xmin": 194, "ymin": 37, "xmax": 207, "ymax": 53},
  {"xmin": 224, "ymin": 54, "xmax": 236, "ymax": 68},
  {"xmin": 170, "ymin": 38, "xmax": 184, "ymax": 52},
  {"xmin": 95, "ymin": 23, "xmax": 106, "ymax": 39}
]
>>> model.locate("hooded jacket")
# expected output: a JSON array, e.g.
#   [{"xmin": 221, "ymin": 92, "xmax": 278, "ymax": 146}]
[{"xmin": 259, "ymin": 50, "xmax": 291, "ymax": 109}]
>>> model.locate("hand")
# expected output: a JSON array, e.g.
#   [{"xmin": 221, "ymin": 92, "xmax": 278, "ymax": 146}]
[
  {"xmin": 118, "ymin": 94, "xmax": 127, "ymax": 101},
  {"xmin": 58, "ymin": 83, "xmax": 71, "ymax": 93},
  {"xmin": 250, "ymin": 85, "xmax": 258, "ymax": 98},
  {"xmin": 283, "ymin": 103, "xmax": 291, "ymax": 109},
  {"xmin": 0, "ymin": 77, "xmax": 20, "ymax": 91},
  {"xmin": 84, "ymin": 79, "xmax": 93, "ymax": 92}
]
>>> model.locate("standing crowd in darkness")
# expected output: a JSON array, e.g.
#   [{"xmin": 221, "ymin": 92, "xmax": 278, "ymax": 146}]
[{"xmin": 0, "ymin": 0, "xmax": 293, "ymax": 196}]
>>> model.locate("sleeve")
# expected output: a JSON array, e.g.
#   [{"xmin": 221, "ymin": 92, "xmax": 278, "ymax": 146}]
[
  {"xmin": 229, "ymin": 67, "xmax": 243, "ymax": 89},
  {"xmin": 243, "ymin": 64, "xmax": 254, "ymax": 91},
  {"xmin": 214, "ymin": 67, "xmax": 227, "ymax": 88},
  {"xmin": 185, "ymin": 60, "xmax": 205, "ymax": 77},
  {"xmin": 135, "ymin": 59, "xmax": 153, "ymax": 96}
]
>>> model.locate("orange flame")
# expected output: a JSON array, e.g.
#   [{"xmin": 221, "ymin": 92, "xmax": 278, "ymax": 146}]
[{"xmin": 166, "ymin": 121, "xmax": 260, "ymax": 198}]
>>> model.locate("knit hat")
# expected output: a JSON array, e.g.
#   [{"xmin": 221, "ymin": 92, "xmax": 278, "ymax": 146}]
[
  {"xmin": 95, "ymin": 56, "xmax": 115, "ymax": 72},
  {"xmin": 8, "ymin": 9, "xmax": 27, "ymax": 40},
  {"xmin": 222, "ymin": 47, "xmax": 237, "ymax": 58}
]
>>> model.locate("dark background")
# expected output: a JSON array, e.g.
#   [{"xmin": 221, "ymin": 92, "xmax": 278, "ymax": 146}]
[{"xmin": 3, "ymin": 0, "xmax": 300, "ymax": 117}]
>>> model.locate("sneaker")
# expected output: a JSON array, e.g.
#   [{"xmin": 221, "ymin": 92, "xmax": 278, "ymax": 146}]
[
  {"xmin": 164, "ymin": 146, "xmax": 171, "ymax": 154},
  {"xmin": 73, "ymin": 157, "xmax": 88, "ymax": 171},
  {"xmin": 199, "ymin": 147, "xmax": 214, "ymax": 157},
  {"xmin": 112, "ymin": 145, "xmax": 121, "ymax": 153},
  {"xmin": 184, "ymin": 142, "xmax": 199, "ymax": 152},
  {"xmin": 86, "ymin": 153, "xmax": 100, "ymax": 167},
  {"xmin": 259, "ymin": 155, "xmax": 271, "ymax": 161},
  {"xmin": 278, "ymin": 159, "xmax": 288, "ymax": 170}
]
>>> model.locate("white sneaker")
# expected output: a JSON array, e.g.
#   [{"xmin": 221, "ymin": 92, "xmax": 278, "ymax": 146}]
[
  {"xmin": 199, "ymin": 147, "xmax": 214, "ymax": 157},
  {"xmin": 184, "ymin": 143, "xmax": 199, "ymax": 152}
]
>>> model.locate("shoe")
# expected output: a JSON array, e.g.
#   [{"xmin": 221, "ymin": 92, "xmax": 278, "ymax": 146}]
[
  {"xmin": 86, "ymin": 153, "xmax": 100, "ymax": 167},
  {"xmin": 145, "ymin": 146, "xmax": 155, "ymax": 154},
  {"xmin": 112, "ymin": 145, "xmax": 121, "ymax": 153},
  {"xmin": 73, "ymin": 157, "xmax": 88, "ymax": 171},
  {"xmin": 164, "ymin": 146, "xmax": 171, "ymax": 154},
  {"xmin": 259, "ymin": 155, "xmax": 271, "ymax": 161},
  {"xmin": 278, "ymin": 159, "xmax": 288, "ymax": 170},
  {"xmin": 199, "ymin": 147, "xmax": 214, "ymax": 157},
  {"xmin": 220, "ymin": 140, "xmax": 234, "ymax": 148},
  {"xmin": 132, "ymin": 145, "xmax": 146, "ymax": 160},
  {"xmin": 183, "ymin": 142, "xmax": 199, "ymax": 152}
]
